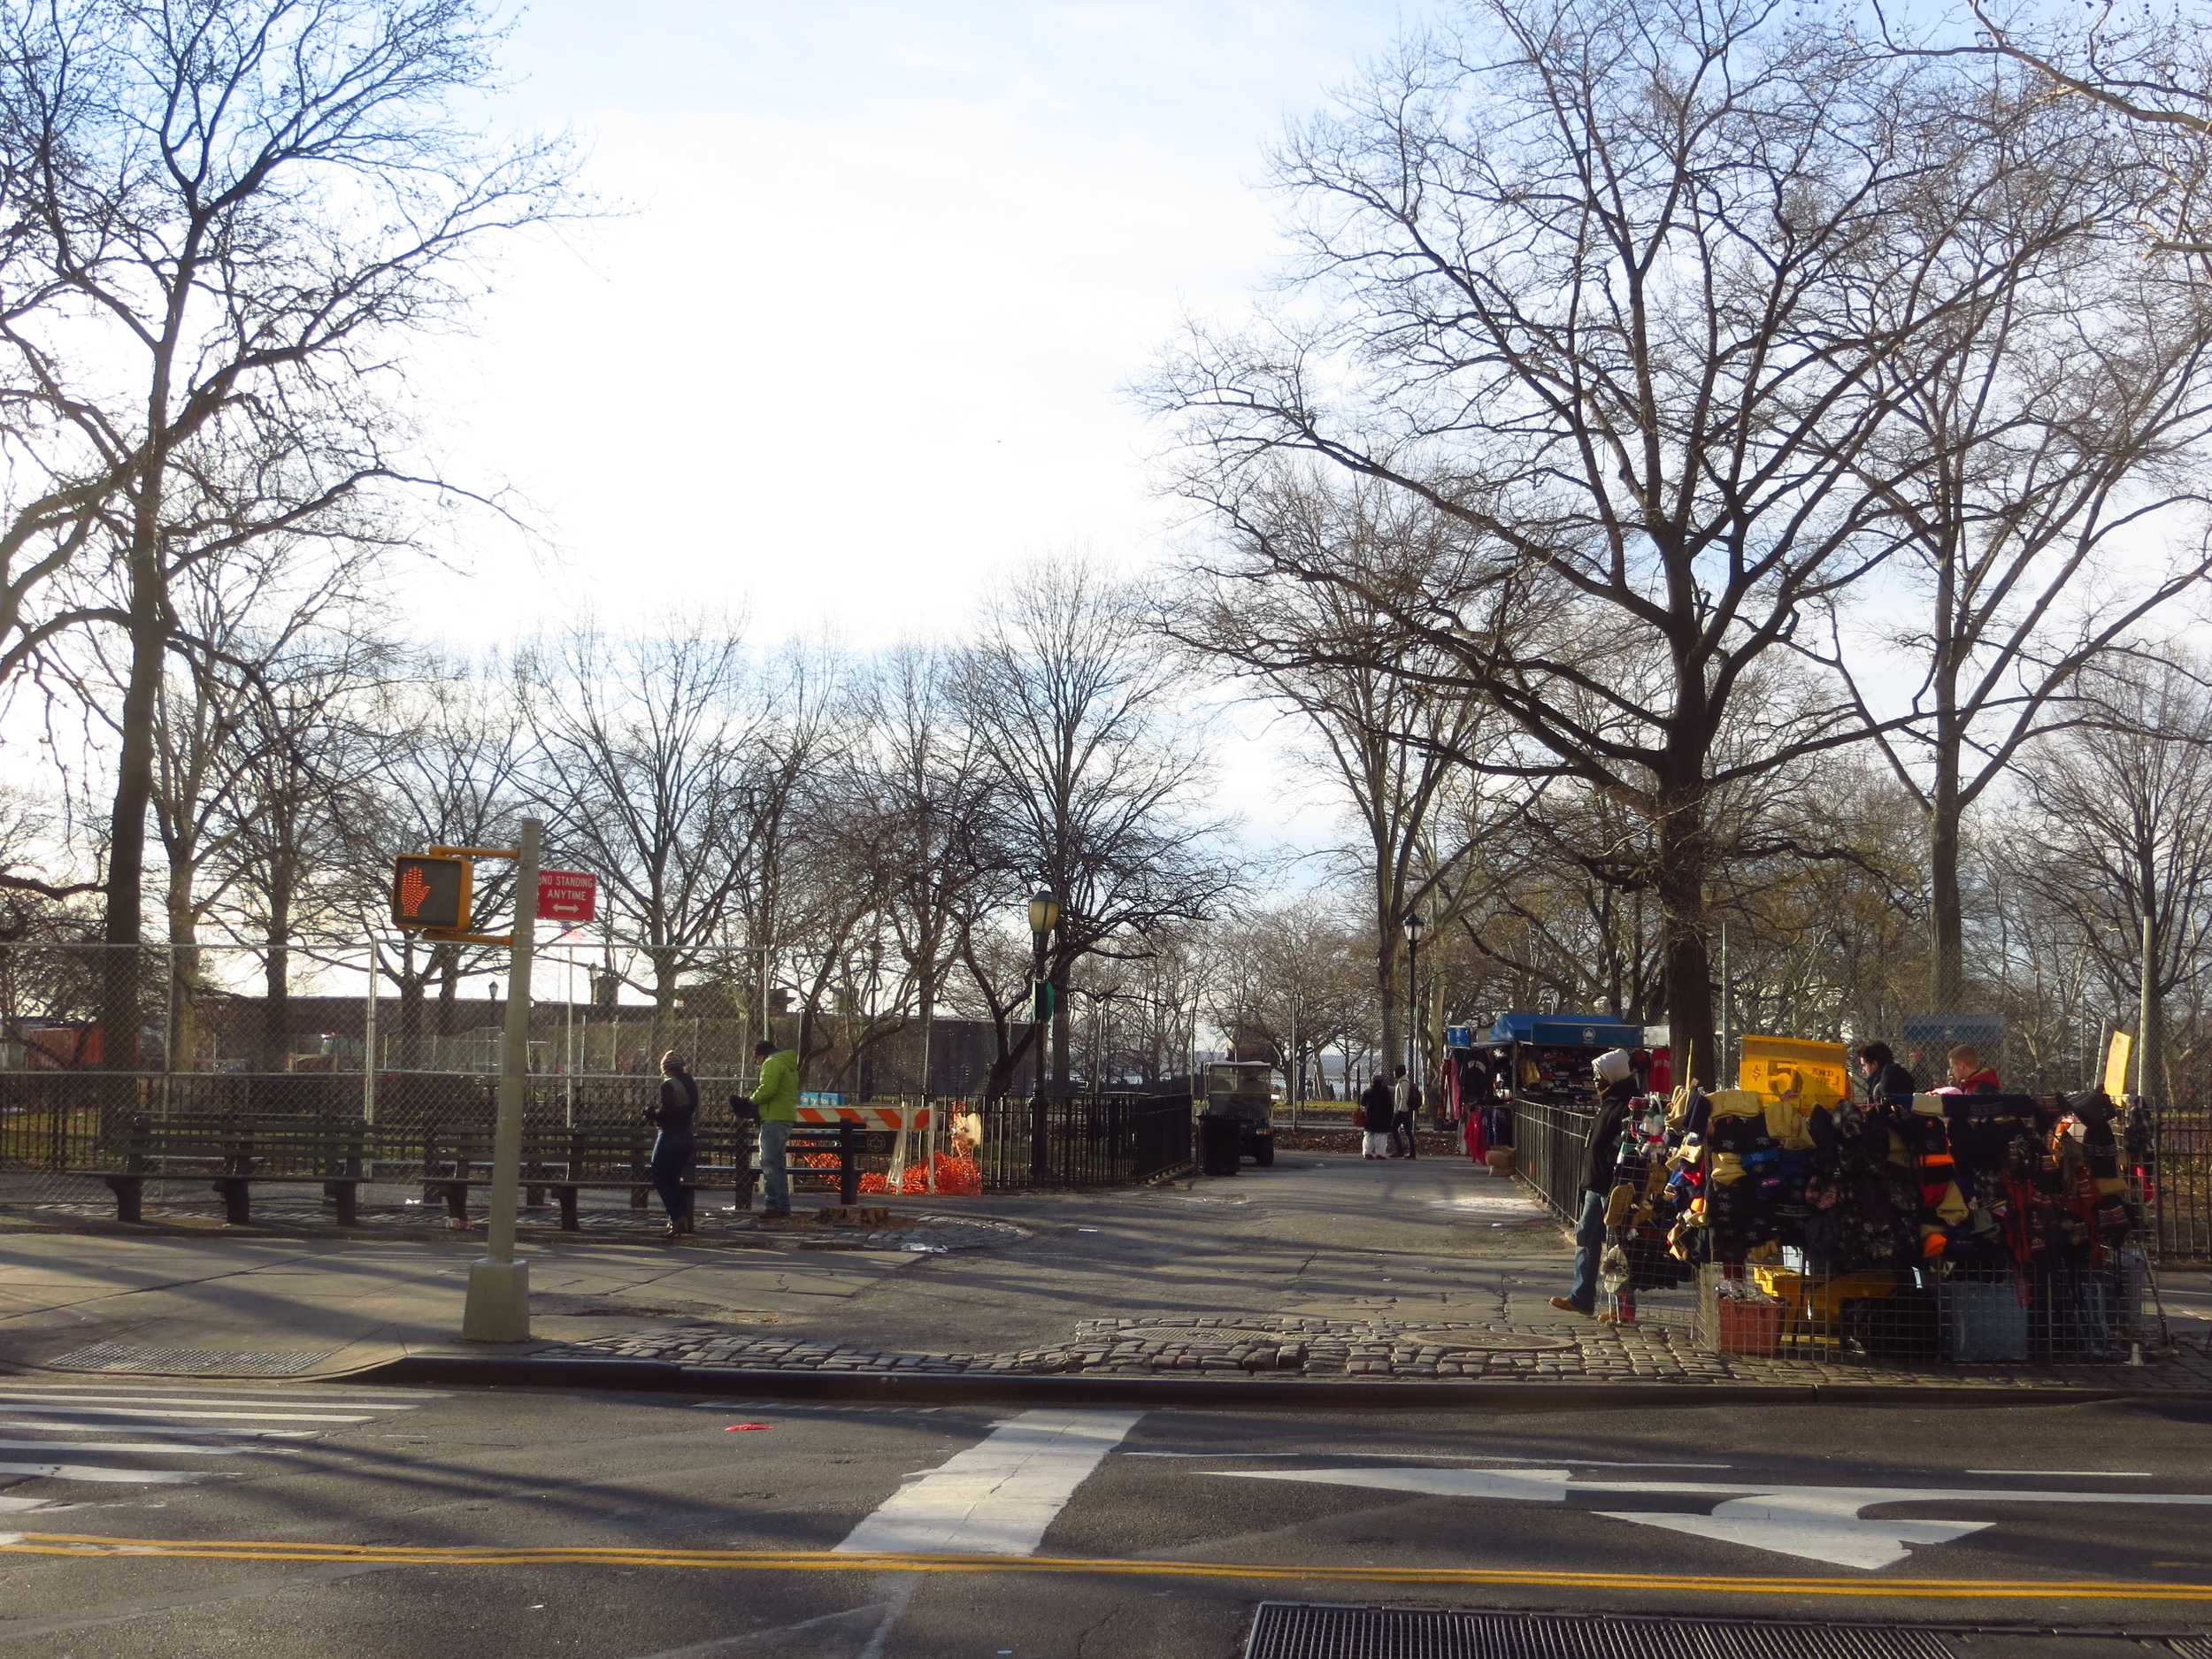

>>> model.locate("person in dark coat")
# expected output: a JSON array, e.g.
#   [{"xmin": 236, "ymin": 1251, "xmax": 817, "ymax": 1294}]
[
  {"xmin": 646, "ymin": 1050, "xmax": 701, "ymax": 1236},
  {"xmin": 1550, "ymin": 1048, "xmax": 1637, "ymax": 1317},
  {"xmin": 1359, "ymin": 1072, "xmax": 1394, "ymax": 1159},
  {"xmin": 1856, "ymin": 1041, "xmax": 1917, "ymax": 1102}
]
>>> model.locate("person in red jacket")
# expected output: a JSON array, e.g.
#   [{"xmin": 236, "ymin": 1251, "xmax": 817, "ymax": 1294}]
[{"xmin": 1947, "ymin": 1043, "xmax": 2001, "ymax": 1094}]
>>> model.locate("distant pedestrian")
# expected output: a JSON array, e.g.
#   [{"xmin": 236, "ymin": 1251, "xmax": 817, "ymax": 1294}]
[
  {"xmin": 646, "ymin": 1051, "xmax": 700, "ymax": 1237},
  {"xmin": 1390, "ymin": 1064, "xmax": 1417, "ymax": 1158},
  {"xmin": 1856, "ymin": 1041, "xmax": 1916, "ymax": 1102},
  {"xmin": 750, "ymin": 1038, "xmax": 801, "ymax": 1217},
  {"xmin": 1947, "ymin": 1044, "xmax": 2001, "ymax": 1094},
  {"xmin": 1359, "ymin": 1072, "xmax": 1394, "ymax": 1159}
]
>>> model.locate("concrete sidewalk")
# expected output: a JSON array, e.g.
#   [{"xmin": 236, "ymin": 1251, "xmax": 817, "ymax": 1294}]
[{"xmin": 2, "ymin": 1153, "xmax": 2208, "ymax": 1399}]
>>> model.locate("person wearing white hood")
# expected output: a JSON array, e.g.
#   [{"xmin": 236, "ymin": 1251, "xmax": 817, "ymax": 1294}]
[{"xmin": 1549, "ymin": 1047, "xmax": 1638, "ymax": 1318}]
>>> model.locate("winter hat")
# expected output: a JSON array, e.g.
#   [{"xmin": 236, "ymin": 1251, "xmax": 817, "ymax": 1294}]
[{"xmin": 1594, "ymin": 1048, "xmax": 1633, "ymax": 1086}]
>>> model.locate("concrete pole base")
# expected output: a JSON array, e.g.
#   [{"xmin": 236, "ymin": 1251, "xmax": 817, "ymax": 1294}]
[{"xmin": 460, "ymin": 1256, "xmax": 532, "ymax": 1343}]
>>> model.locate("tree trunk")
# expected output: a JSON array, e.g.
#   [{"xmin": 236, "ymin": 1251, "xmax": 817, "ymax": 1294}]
[
  {"xmin": 1928, "ymin": 728, "xmax": 1966, "ymax": 1010},
  {"xmin": 99, "ymin": 550, "xmax": 167, "ymax": 1071},
  {"xmin": 436, "ymin": 955, "xmax": 459, "ymax": 1069},
  {"xmin": 165, "ymin": 888, "xmax": 199, "ymax": 1073},
  {"xmin": 397, "ymin": 974, "xmax": 427, "ymax": 1069},
  {"xmin": 1375, "ymin": 928, "xmax": 1401, "ymax": 1079},
  {"xmin": 261, "ymin": 872, "xmax": 292, "ymax": 1072},
  {"xmin": 1655, "ymin": 787, "xmax": 1717, "ymax": 1087},
  {"xmin": 1928, "ymin": 532, "xmax": 1966, "ymax": 1010},
  {"xmin": 1050, "ymin": 965, "xmax": 1071, "ymax": 1094}
]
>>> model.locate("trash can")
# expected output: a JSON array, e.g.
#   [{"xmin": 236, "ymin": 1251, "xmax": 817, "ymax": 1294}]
[{"xmin": 1198, "ymin": 1113, "xmax": 1241, "ymax": 1177}]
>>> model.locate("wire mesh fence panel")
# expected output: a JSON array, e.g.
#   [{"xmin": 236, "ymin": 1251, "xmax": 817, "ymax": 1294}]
[
  {"xmin": 1696, "ymin": 1256, "xmax": 2153, "ymax": 1363},
  {"xmin": 2150, "ymin": 1096, "xmax": 2212, "ymax": 1262}
]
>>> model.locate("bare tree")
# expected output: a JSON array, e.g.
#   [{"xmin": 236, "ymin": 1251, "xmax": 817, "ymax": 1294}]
[
  {"xmin": 216, "ymin": 628, "xmax": 401, "ymax": 1069},
  {"xmin": 1165, "ymin": 475, "xmax": 1497, "ymax": 1076},
  {"xmin": 0, "ymin": 0, "xmax": 580, "ymax": 1064},
  {"xmin": 345, "ymin": 658, "xmax": 529, "ymax": 1067},
  {"xmin": 956, "ymin": 557, "xmax": 1240, "ymax": 1094},
  {"xmin": 2005, "ymin": 656, "xmax": 2212, "ymax": 1100},
  {"xmin": 527, "ymin": 619, "xmax": 760, "ymax": 1059},
  {"xmin": 93, "ymin": 546, "xmax": 378, "ymax": 1068},
  {"xmin": 1148, "ymin": 0, "xmax": 2092, "ymax": 1079},
  {"xmin": 856, "ymin": 644, "xmax": 996, "ymax": 1091},
  {"xmin": 1825, "ymin": 71, "xmax": 2212, "ymax": 1004}
]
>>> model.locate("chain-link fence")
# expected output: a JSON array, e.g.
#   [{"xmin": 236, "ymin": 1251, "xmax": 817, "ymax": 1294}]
[{"xmin": 0, "ymin": 939, "xmax": 1033, "ymax": 1095}]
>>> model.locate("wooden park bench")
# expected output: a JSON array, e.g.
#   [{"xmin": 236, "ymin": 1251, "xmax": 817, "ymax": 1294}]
[
  {"xmin": 74, "ymin": 1113, "xmax": 369, "ymax": 1225},
  {"xmin": 411, "ymin": 1122, "xmax": 787, "ymax": 1229},
  {"xmin": 412, "ymin": 1115, "xmax": 877, "ymax": 1224},
  {"xmin": 719, "ymin": 1105, "xmax": 877, "ymax": 1210}
]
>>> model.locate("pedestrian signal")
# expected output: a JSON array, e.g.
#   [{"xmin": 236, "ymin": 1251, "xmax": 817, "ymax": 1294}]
[{"xmin": 390, "ymin": 854, "xmax": 471, "ymax": 931}]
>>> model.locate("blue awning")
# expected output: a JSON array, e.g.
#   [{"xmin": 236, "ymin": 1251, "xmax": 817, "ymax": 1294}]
[{"xmin": 1486, "ymin": 1011, "xmax": 1644, "ymax": 1049}]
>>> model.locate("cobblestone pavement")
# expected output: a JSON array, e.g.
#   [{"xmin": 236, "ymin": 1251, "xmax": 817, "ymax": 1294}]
[{"xmin": 558, "ymin": 1309, "xmax": 2212, "ymax": 1391}]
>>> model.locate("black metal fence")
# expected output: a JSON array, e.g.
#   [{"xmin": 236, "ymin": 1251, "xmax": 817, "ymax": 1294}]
[
  {"xmin": 0, "ymin": 1071, "xmax": 1194, "ymax": 1201},
  {"xmin": 2151, "ymin": 1098, "xmax": 2212, "ymax": 1262},
  {"xmin": 1509, "ymin": 1096, "xmax": 1594, "ymax": 1224},
  {"xmin": 969, "ymin": 1093, "xmax": 1194, "ymax": 1190}
]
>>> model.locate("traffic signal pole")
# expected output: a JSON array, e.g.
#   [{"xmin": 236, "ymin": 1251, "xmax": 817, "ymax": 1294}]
[{"xmin": 462, "ymin": 816, "xmax": 541, "ymax": 1342}]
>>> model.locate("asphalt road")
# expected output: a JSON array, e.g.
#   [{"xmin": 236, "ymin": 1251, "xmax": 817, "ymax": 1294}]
[{"xmin": 0, "ymin": 1377, "xmax": 2208, "ymax": 1657}]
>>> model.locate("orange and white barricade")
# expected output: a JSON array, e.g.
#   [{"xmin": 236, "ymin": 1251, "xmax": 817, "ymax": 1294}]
[{"xmin": 793, "ymin": 1102, "xmax": 935, "ymax": 1190}]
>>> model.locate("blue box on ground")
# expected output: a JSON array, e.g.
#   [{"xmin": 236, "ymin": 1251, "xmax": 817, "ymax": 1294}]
[{"xmin": 1939, "ymin": 1279, "xmax": 2028, "ymax": 1363}]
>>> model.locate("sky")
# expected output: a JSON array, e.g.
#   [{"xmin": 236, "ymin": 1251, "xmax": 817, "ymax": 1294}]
[
  {"xmin": 418, "ymin": 0, "xmax": 1416, "ymax": 643},
  {"xmin": 393, "ymin": 0, "xmax": 1427, "ymax": 869}
]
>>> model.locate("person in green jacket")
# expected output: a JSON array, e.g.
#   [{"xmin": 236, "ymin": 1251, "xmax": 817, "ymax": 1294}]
[{"xmin": 750, "ymin": 1040, "xmax": 800, "ymax": 1217}]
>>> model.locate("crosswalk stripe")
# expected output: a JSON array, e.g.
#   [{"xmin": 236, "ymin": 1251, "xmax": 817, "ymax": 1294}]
[
  {"xmin": 0, "ymin": 1440, "xmax": 286, "ymax": 1455},
  {"xmin": 0, "ymin": 1463, "xmax": 211, "ymax": 1485},
  {"xmin": 0, "ymin": 1392, "xmax": 411, "ymax": 1412},
  {"xmin": 0, "ymin": 1406, "xmax": 373, "ymax": 1423},
  {"xmin": 835, "ymin": 1409, "xmax": 1141, "ymax": 1556},
  {"xmin": 17, "ymin": 1387, "xmax": 440, "ymax": 1402},
  {"xmin": 0, "ymin": 1420, "xmax": 316, "ymax": 1438}
]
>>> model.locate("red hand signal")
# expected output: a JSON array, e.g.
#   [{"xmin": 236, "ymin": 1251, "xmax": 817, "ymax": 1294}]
[{"xmin": 398, "ymin": 864, "xmax": 429, "ymax": 918}]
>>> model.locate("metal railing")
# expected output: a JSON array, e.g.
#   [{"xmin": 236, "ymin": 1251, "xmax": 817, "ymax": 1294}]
[
  {"xmin": 968, "ymin": 1094, "xmax": 1194, "ymax": 1190},
  {"xmin": 0, "ymin": 1071, "xmax": 1195, "ymax": 1200},
  {"xmin": 1508, "ymin": 1095, "xmax": 1594, "ymax": 1223},
  {"xmin": 2150, "ymin": 1097, "xmax": 2212, "ymax": 1262}
]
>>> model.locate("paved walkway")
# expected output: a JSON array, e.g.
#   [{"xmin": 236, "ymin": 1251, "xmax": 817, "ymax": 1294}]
[{"xmin": 3, "ymin": 1154, "xmax": 2208, "ymax": 1392}]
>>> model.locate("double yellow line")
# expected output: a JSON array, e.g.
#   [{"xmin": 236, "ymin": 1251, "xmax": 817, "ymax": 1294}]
[{"xmin": 4, "ymin": 1533, "xmax": 2210, "ymax": 1600}]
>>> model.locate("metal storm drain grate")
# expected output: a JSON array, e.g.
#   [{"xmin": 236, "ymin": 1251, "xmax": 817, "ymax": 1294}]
[
  {"xmin": 1245, "ymin": 1604, "xmax": 1958, "ymax": 1659},
  {"xmin": 47, "ymin": 1343, "xmax": 337, "ymax": 1377}
]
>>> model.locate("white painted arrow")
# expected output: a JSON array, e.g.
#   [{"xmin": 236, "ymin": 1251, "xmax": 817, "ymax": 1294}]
[{"xmin": 1205, "ymin": 1467, "xmax": 2212, "ymax": 1570}]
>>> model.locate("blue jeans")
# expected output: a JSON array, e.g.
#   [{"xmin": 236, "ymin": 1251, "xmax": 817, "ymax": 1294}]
[
  {"xmin": 758, "ymin": 1119, "xmax": 792, "ymax": 1211},
  {"xmin": 650, "ymin": 1131, "xmax": 695, "ymax": 1222},
  {"xmin": 1570, "ymin": 1188, "xmax": 1608, "ymax": 1310}
]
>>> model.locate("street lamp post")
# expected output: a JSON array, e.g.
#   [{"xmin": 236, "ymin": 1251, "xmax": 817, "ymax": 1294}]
[{"xmin": 1028, "ymin": 888, "xmax": 1059, "ymax": 1181}]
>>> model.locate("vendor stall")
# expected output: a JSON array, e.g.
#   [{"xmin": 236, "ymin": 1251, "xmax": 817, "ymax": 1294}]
[{"xmin": 1582, "ymin": 1032, "xmax": 2152, "ymax": 1363}]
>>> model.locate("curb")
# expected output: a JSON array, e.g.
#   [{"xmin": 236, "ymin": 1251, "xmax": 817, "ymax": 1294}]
[{"xmin": 349, "ymin": 1356, "xmax": 2212, "ymax": 1411}]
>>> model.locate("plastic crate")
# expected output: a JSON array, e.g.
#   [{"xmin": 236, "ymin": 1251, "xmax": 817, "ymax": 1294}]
[
  {"xmin": 1714, "ymin": 1294, "xmax": 1784, "ymax": 1356},
  {"xmin": 1939, "ymin": 1279, "xmax": 2028, "ymax": 1363}
]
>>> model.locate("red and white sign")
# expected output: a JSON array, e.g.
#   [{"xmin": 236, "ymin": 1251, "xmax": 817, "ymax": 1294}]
[{"xmin": 536, "ymin": 869, "xmax": 597, "ymax": 923}]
